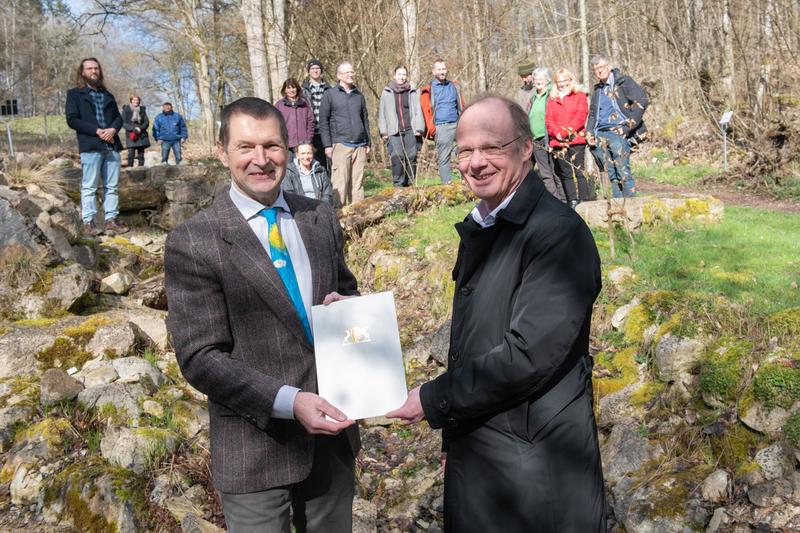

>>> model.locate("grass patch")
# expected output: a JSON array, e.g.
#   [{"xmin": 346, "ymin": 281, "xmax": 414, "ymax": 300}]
[
  {"xmin": 594, "ymin": 206, "xmax": 800, "ymax": 315},
  {"xmin": 387, "ymin": 203, "xmax": 465, "ymax": 251},
  {"xmin": 634, "ymin": 151, "xmax": 716, "ymax": 186}
]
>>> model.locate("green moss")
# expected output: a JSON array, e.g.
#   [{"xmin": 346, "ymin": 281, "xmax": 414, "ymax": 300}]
[
  {"xmin": 16, "ymin": 417, "xmax": 71, "ymax": 448},
  {"xmin": 783, "ymin": 411, "xmax": 800, "ymax": 447},
  {"xmin": 637, "ymin": 465, "xmax": 712, "ymax": 519},
  {"xmin": 63, "ymin": 316, "xmax": 112, "ymax": 346},
  {"xmin": 65, "ymin": 485, "xmax": 116, "ymax": 533},
  {"xmin": 106, "ymin": 236, "xmax": 145, "ymax": 255},
  {"xmin": 768, "ymin": 308, "xmax": 800, "ymax": 347},
  {"xmin": 96, "ymin": 403, "xmax": 130, "ymax": 426},
  {"xmin": 36, "ymin": 337, "xmax": 92, "ymax": 371},
  {"xmin": 630, "ymin": 382, "xmax": 665, "ymax": 407},
  {"xmin": 703, "ymin": 423, "xmax": 764, "ymax": 474},
  {"xmin": 0, "ymin": 375, "xmax": 40, "ymax": 408},
  {"xmin": 624, "ymin": 304, "xmax": 652, "ymax": 343},
  {"xmin": 594, "ymin": 347, "xmax": 640, "ymax": 398},
  {"xmin": 698, "ymin": 338, "xmax": 751, "ymax": 405},
  {"xmin": 672, "ymin": 198, "xmax": 711, "ymax": 221},
  {"xmin": 164, "ymin": 360, "xmax": 182, "ymax": 383},
  {"xmin": 39, "ymin": 298, "xmax": 69, "ymax": 319},
  {"xmin": 642, "ymin": 198, "xmax": 670, "ymax": 224},
  {"xmin": 13, "ymin": 317, "xmax": 58, "ymax": 327},
  {"xmin": 29, "ymin": 269, "xmax": 54, "ymax": 295},
  {"xmin": 752, "ymin": 363, "xmax": 800, "ymax": 409}
]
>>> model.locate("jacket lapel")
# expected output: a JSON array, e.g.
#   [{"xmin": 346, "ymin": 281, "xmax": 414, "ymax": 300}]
[{"xmin": 215, "ymin": 193, "xmax": 311, "ymax": 347}]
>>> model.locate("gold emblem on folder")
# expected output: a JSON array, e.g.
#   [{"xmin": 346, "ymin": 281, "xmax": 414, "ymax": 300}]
[{"xmin": 343, "ymin": 326, "xmax": 372, "ymax": 345}]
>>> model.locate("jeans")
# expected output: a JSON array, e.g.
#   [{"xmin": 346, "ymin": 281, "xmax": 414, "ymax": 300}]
[
  {"xmin": 592, "ymin": 131, "xmax": 635, "ymax": 197},
  {"xmin": 387, "ymin": 131, "xmax": 420, "ymax": 187},
  {"xmin": 161, "ymin": 140, "xmax": 182, "ymax": 164},
  {"xmin": 435, "ymin": 122, "xmax": 457, "ymax": 183},
  {"xmin": 80, "ymin": 149, "xmax": 121, "ymax": 223}
]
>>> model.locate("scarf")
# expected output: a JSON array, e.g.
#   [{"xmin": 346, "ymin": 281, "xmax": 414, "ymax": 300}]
[
  {"xmin": 131, "ymin": 105, "xmax": 141, "ymax": 123},
  {"xmin": 388, "ymin": 80, "xmax": 411, "ymax": 93}
]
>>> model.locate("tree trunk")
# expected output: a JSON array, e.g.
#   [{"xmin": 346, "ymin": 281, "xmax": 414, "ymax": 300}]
[
  {"xmin": 241, "ymin": 0, "xmax": 270, "ymax": 99},
  {"xmin": 579, "ymin": 0, "xmax": 589, "ymax": 88},
  {"xmin": 721, "ymin": 0, "xmax": 736, "ymax": 106},
  {"xmin": 264, "ymin": 0, "xmax": 288, "ymax": 101},
  {"xmin": 398, "ymin": 0, "xmax": 419, "ymax": 84}
]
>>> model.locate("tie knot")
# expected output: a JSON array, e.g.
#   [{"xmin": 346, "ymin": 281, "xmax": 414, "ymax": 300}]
[{"xmin": 259, "ymin": 207, "xmax": 279, "ymax": 224}]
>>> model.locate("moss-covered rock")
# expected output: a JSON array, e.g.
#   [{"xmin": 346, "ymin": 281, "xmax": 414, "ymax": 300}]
[
  {"xmin": 36, "ymin": 336, "xmax": 92, "ymax": 372},
  {"xmin": 63, "ymin": 315, "xmax": 113, "ymax": 346},
  {"xmin": 783, "ymin": 411, "xmax": 800, "ymax": 447},
  {"xmin": 594, "ymin": 346, "xmax": 640, "ymax": 399},
  {"xmin": 699, "ymin": 338, "xmax": 752, "ymax": 407},
  {"xmin": 768, "ymin": 307, "xmax": 800, "ymax": 349},
  {"xmin": 752, "ymin": 362, "xmax": 800, "ymax": 410}
]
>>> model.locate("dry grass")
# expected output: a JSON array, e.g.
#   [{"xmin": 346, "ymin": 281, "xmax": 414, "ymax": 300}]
[{"xmin": 0, "ymin": 244, "xmax": 47, "ymax": 289}]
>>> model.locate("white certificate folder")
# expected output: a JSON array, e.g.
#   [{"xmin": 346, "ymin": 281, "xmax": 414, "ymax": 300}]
[{"xmin": 312, "ymin": 291, "xmax": 408, "ymax": 420}]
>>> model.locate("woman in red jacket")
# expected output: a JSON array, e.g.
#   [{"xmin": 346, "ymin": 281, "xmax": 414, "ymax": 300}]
[{"xmin": 545, "ymin": 68, "xmax": 591, "ymax": 209}]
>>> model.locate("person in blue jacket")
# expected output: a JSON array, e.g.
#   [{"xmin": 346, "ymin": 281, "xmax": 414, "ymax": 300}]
[{"xmin": 153, "ymin": 102, "xmax": 188, "ymax": 164}]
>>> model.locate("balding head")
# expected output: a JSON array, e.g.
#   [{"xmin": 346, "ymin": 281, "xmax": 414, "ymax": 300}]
[{"xmin": 336, "ymin": 62, "xmax": 356, "ymax": 89}]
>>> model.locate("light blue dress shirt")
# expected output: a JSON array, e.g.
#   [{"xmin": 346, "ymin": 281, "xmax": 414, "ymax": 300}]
[{"xmin": 228, "ymin": 184, "xmax": 314, "ymax": 419}]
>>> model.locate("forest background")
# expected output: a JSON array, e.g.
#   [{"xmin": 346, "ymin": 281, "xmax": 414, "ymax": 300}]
[{"xmin": 1, "ymin": 0, "xmax": 799, "ymax": 191}]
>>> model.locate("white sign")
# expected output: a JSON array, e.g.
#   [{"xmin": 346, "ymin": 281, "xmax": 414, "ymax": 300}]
[{"xmin": 720, "ymin": 111, "xmax": 733, "ymax": 125}]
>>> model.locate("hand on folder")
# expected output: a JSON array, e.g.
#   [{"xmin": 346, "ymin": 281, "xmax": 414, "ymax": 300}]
[
  {"xmin": 294, "ymin": 392, "xmax": 355, "ymax": 435},
  {"xmin": 386, "ymin": 386, "xmax": 425, "ymax": 424}
]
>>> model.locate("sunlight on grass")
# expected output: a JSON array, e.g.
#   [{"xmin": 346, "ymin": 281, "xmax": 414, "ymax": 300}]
[
  {"xmin": 388, "ymin": 204, "xmax": 467, "ymax": 250},
  {"xmin": 595, "ymin": 206, "xmax": 800, "ymax": 314},
  {"xmin": 633, "ymin": 162, "xmax": 717, "ymax": 186}
]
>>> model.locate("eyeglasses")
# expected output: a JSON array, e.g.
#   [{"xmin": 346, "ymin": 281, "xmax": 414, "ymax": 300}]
[{"xmin": 456, "ymin": 136, "xmax": 521, "ymax": 162}]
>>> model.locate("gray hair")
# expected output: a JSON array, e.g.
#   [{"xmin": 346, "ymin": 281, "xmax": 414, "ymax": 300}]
[
  {"xmin": 336, "ymin": 62, "xmax": 354, "ymax": 75},
  {"xmin": 591, "ymin": 53, "xmax": 612, "ymax": 66},
  {"xmin": 532, "ymin": 67, "xmax": 551, "ymax": 81}
]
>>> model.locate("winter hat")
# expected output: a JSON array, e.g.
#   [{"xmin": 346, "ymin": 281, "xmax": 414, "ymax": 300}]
[
  {"xmin": 517, "ymin": 62, "xmax": 535, "ymax": 76},
  {"xmin": 307, "ymin": 59, "xmax": 323, "ymax": 72}
]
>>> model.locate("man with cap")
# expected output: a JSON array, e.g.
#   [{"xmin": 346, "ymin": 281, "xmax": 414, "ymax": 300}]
[
  {"xmin": 515, "ymin": 61, "xmax": 536, "ymax": 111},
  {"xmin": 153, "ymin": 102, "xmax": 188, "ymax": 165},
  {"xmin": 302, "ymin": 59, "xmax": 333, "ymax": 170}
]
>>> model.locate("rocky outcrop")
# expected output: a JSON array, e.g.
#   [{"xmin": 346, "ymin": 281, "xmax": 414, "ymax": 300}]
[{"xmin": 575, "ymin": 194, "xmax": 724, "ymax": 230}]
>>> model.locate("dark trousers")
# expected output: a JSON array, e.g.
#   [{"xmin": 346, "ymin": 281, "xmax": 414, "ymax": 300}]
[
  {"xmin": 553, "ymin": 145, "xmax": 591, "ymax": 202},
  {"xmin": 127, "ymin": 147, "xmax": 145, "ymax": 167},
  {"xmin": 312, "ymin": 133, "xmax": 331, "ymax": 174},
  {"xmin": 387, "ymin": 130, "xmax": 420, "ymax": 187},
  {"xmin": 219, "ymin": 435, "xmax": 355, "ymax": 533},
  {"xmin": 533, "ymin": 138, "xmax": 565, "ymax": 201}
]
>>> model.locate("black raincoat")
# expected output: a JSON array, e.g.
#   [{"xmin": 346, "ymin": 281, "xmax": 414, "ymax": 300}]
[{"xmin": 419, "ymin": 171, "xmax": 606, "ymax": 532}]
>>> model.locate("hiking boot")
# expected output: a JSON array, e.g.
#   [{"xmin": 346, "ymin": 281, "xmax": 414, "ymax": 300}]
[
  {"xmin": 83, "ymin": 220, "xmax": 102, "ymax": 237},
  {"xmin": 104, "ymin": 218, "xmax": 130, "ymax": 236}
]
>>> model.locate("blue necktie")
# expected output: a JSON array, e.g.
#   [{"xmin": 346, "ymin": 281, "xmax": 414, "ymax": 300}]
[{"xmin": 260, "ymin": 208, "xmax": 313, "ymax": 343}]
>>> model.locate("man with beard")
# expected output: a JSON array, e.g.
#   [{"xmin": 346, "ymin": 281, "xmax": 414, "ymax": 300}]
[
  {"xmin": 389, "ymin": 95, "xmax": 606, "ymax": 532},
  {"xmin": 515, "ymin": 61, "xmax": 535, "ymax": 110},
  {"xmin": 420, "ymin": 59, "xmax": 465, "ymax": 184},
  {"xmin": 65, "ymin": 58, "xmax": 129, "ymax": 236}
]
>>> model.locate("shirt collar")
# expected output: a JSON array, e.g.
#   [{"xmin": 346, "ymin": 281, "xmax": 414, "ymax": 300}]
[
  {"xmin": 470, "ymin": 191, "xmax": 517, "ymax": 228},
  {"xmin": 228, "ymin": 183, "xmax": 291, "ymax": 221},
  {"xmin": 432, "ymin": 79, "xmax": 449, "ymax": 87}
]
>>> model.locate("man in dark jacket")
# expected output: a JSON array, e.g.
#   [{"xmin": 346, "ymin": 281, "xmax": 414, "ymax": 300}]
[
  {"xmin": 153, "ymin": 102, "xmax": 189, "ymax": 165},
  {"xmin": 318, "ymin": 62, "xmax": 371, "ymax": 207},
  {"xmin": 301, "ymin": 60, "xmax": 332, "ymax": 169},
  {"xmin": 65, "ymin": 57, "xmax": 129, "ymax": 236},
  {"xmin": 586, "ymin": 54, "xmax": 649, "ymax": 198},
  {"xmin": 389, "ymin": 95, "xmax": 605, "ymax": 532}
]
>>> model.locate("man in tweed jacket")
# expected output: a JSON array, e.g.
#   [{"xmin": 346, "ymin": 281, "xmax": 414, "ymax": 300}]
[{"xmin": 165, "ymin": 97, "xmax": 360, "ymax": 532}]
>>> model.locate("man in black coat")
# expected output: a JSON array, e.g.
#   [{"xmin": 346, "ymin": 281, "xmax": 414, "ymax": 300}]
[
  {"xmin": 65, "ymin": 57, "xmax": 129, "ymax": 236},
  {"xmin": 586, "ymin": 53, "xmax": 649, "ymax": 198},
  {"xmin": 389, "ymin": 95, "xmax": 605, "ymax": 532}
]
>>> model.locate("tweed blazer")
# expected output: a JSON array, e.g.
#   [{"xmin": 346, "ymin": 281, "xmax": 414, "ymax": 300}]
[{"xmin": 165, "ymin": 189, "xmax": 360, "ymax": 494}]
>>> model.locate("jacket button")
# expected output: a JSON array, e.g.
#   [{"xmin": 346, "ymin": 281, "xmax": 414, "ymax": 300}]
[
  {"xmin": 438, "ymin": 399, "xmax": 448, "ymax": 410},
  {"xmin": 459, "ymin": 286, "xmax": 473, "ymax": 296},
  {"xmin": 450, "ymin": 351, "xmax": 459, "ymax": 361}
]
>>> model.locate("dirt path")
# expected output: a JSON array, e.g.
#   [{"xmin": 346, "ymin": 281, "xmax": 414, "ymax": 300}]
[{"xmin": 636, "ymin": 179, "xmax": 800, "ymax": 214}]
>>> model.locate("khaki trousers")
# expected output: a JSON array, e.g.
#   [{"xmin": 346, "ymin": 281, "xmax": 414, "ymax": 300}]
[{"xmin": 330, "ymin": 144, "xmax": 367, "ymax": 207}]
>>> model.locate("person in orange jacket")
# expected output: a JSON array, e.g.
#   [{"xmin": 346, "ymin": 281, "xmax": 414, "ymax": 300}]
[{"xmin": 419, "ymin": 59, "xmax": 465, "ymax": 183}]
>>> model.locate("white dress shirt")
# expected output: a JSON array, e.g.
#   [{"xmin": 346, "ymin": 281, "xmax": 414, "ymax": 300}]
[
  {"xmin": 470, "ymin": 190, "xmax": 517, "ymax": 228},
  {"xmin": 228, "ymin": 184, "xmax": 312, "ymax": 419}
]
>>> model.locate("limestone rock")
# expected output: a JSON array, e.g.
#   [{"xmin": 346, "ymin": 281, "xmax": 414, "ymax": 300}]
[
  {"xmin": 173, "ymin": 400, "xmax": 209, "ymax": 438},
  {"xmin": 740, "ymin": 400, "xmax": 800, "ymax": 435},
  {"xmin": 0, "ymin": 405, "xmax": 35, "ymax": 452},
  {"xmin": 111, "ymin": 356, "xmax": 166, "ymax": 388},
  {"xmin": 75, "ymin": 360, "xmax": 119, "ymax": 388},
  {"xmin": 130, "ymin": 272, "xmax": 167, "ymax": 310},
  {"xmin": 45, "ymin": 263, "xmax": 94, "ymax": 313},
  {"xmin": 100, "ymin": 271, "xmax": 136, "ymax": 295},
  {"xmin": 353, "ymin": 496, "xmax": 378, "ymax": 533},
  {"xmin": 127, "ymin": 310, "xmax": 169, "ymax": 349},
  {"xmin": 405, "ymin": 320, "xmax": 451, "ymax": 367},
  {"xmin": 700, "ymin": 470, "xmax": 729, "ymax": 503},
  {"xmin": 181, "ymin": 513, "xmax": 225, "ymax": 533},
  {"xmin": 39, "ymin": 368, "xmax": 83, "ymax": 404},
  {"xmin": 77, "ymin": 381, "xmax": 147, "ymax": 423},
  {"xmin": 612, "ymin": 297, "xmax": 640, "ymax": 330},
  {"xmin": 575, "ymin": 195, "xmax": 725, "ymax": 231},
  {"xmin": 601, "ymin": 420, "xmax": 663, "ymax": 484},
  {"xmin": 754, "ymin": 442, "xmax": 796, "ymax": 480},
  {"xmin": 654, "ymin": 334, "xmax": 706, "ymax": 383},
  {"xmin": 608, "ymin": 475, "xmax": 691, "ymax": 533},
  {"xmin": 100, "ymin": 425, "xmax": 176, "ymax": 474},
  {"xmin": 608, "ymin": 265, "xmax": 635, "ymax": 288},
  {"xmin": 142, "ymin": 399, "xmax": 164, "ymax": 418},
  {"xmin": 86, "ymin": 322, "xmax": 141, "ymax": 359},
  {"xmin": 706, "ymin": 507, "xmax": 729, "ymax": 532},
  {"xmin": 0, "ymin": 327, "xmax": 56, "ymax": 379},
  {"xmin": 598, "ymin": 381, "xmax": 642, "ymax": 429},
  {"xmin": 10, "ymin": 463, "xmax": 44, "ymax": 505},
  {"xmin": 748, "ymin": 478, "xmax": 794, "ymax": 507}
]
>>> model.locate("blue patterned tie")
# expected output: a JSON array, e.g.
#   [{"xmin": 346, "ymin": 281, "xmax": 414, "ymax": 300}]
[{"xmin": 260, "ymin": 208, "xmax": 313, "ymax": 343}]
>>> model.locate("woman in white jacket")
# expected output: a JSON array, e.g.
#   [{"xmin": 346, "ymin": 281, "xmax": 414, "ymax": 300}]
[{"xmin": 378, "ymin": 66, "xmax": 425, "ymax": 187}]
